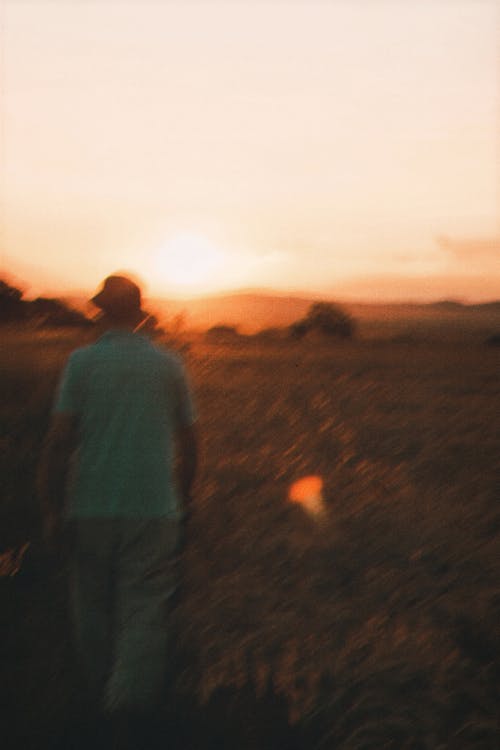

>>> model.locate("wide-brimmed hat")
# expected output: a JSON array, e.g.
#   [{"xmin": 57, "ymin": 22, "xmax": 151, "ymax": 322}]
[{"xmin": 91, "ymin": 275, "xmax": 143, "ymax": 315}]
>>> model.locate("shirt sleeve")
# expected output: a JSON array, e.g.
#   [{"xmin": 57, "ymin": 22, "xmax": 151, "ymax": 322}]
[
  {"xmin": 53, "ymin": 353, "xmax": 81, "ymax": 415},
  {"xmin": 173, "ymin": 359, "xmax": 197, "ymax": 428}
]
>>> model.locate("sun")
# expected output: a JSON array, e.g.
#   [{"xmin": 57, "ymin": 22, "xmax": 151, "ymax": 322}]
[{"xmin": 153, "ymin": 232, "xmax": 226, "ymax": 295}]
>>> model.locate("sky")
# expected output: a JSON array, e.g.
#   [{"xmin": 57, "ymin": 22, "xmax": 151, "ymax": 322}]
[{"xmin": 0, "ymin": 0, "xmax": 499, "ymax": 301}]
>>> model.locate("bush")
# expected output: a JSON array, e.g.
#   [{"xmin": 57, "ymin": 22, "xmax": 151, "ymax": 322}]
[
  {"xmin": 27, "ymin": 297, "xmax": 93, "ymax": 327},
  {"xmin": 289, "ymin": 320, "xmax": 309, "ymax": 339},
  {"xmin": 252, "ymin": 327, "xmax": 287, "ymax": 343},
  {"xmin": 0, "ymin": 279, "xmax": 25, "ymax": 321},
  {"xmin": 290, "ymin": 301, "xmax": 355, "ymax": 340},
  {"xmin": 0, "ymin": 280, "xmax": 93, "ymax": 328},
  {"xmin": 205, "ymin": 325, "xmax": 241, "ymax": 343}
]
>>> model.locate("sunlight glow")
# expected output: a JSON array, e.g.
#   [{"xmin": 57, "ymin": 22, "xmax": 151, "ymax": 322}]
[
  {"xmin": 153, "ymin": 232, "xmax": 226, "ymax": 294},
  {"xmin": 3, "ymin": 2, "xmax": 498, "ymax": 300}
]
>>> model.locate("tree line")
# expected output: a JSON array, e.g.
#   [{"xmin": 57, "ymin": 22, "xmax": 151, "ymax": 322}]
[
  {"xmin": 0, "ymin": 279, "xmax": 92, "ymax": 327},
  {"xmin": 1, "ymin": 277, "xmax": 356, "ymax": 339}
]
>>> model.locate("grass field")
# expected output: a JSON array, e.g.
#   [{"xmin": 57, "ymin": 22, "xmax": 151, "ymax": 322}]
[{"xmin": 1, "ymin": 323, "xmax": 499, "ymax": 748}]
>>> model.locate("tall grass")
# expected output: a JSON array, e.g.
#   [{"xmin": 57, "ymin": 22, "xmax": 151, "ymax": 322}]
[{"xmin": 1, "ymin": 327, "xmax": 499, "ymax": 748}]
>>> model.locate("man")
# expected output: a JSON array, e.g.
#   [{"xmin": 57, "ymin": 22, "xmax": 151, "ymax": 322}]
[{"xmin": 37, "ymin": 274, "xmax": 198, "ymax": 748}]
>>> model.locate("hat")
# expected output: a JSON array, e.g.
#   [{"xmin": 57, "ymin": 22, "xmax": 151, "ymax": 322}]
[{"xmin": 91, "ymin": 275, "xmax": 142, "ymax": 314}]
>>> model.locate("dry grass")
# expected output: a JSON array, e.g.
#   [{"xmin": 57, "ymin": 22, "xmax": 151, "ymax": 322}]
[{"xmin": 1, "ymin": 325, "xmax": 499, "ymax": 748}]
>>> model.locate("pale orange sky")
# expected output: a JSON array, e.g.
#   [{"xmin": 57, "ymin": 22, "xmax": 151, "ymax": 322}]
[{"xmin": 1, "ymin": 0, "xmax": 499, "ymax": 301}]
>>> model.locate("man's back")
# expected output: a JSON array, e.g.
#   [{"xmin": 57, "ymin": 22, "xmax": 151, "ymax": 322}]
[
  {"xmin": 39, "ymin": 275, "xmax": 198, "ymax": 745},
  {"xmin": 55, "ymin": 330, "xmax": 195, "ymax": 518}
]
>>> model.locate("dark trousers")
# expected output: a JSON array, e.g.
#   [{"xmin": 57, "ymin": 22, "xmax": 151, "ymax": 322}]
[{"xmin": 70, "ymin": 517, "xmax": 181, "ymax": 719}]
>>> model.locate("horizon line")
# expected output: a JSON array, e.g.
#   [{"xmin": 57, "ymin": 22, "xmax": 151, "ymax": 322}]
[{"xmin": 3, "ymin": 268, "xmax": 499, "ymax": 307}]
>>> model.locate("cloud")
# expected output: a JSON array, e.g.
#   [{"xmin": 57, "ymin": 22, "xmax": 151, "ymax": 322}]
[
  {"xmin": 437, "ymin": 235, "xmax": 500, "ymax": 262},
  {"xmin": 333, "ymin": 272, "xmax": 500, "ymax": 304}
]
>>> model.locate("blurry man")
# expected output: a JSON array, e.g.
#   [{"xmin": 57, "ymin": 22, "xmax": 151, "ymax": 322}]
[{"xmin": 37, "ymin": 274, "xmax": 198, "ymax": 748}]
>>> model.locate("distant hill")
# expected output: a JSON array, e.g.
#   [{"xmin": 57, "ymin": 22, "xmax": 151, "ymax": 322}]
[
  {"xmin": 59, "ymin": 289, "xmax": 500, "ymax": 337},
  {"xmin": 145, "ymin": 292, "xmax": 500, "ymax": 334},
  {"xmin": 148, "ymin": 292, "xmax": 315, "ymax": 332}
]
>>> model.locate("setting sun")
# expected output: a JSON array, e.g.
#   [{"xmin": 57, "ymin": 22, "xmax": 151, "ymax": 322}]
[{"xmin": 152, "ymin": 232, "xmax": 226, "ymax": 295}]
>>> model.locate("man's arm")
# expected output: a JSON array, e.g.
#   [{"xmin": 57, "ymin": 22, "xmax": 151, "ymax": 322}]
[
  {"xmin": 176, "ymin": 422, "xmax": 198, "ymax": 513},
  {"xmin": 37, "ymin": 413, "xmax": 78, "ymax": 548}
]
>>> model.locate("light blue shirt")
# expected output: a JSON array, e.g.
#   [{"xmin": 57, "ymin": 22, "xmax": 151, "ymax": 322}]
[{"xmin": 54, "ymin": 330, "xmax": 196, "ymax": 518}]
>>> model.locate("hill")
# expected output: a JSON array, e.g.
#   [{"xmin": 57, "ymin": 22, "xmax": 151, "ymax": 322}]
[
  {"xmin": 147, "ymin": 293, "xmax": 500, "ymax": 338},
  {"xmin": 61, "ymin": 290, "xmax": 500, "ymax": 341},
  {"xmin": 148, "ymin": 292, "xmax": 315, "ymax": 332}
]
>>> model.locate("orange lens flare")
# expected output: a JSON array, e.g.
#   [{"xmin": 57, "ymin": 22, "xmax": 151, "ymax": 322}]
[{"xmin": 288, "ymin": 475, "xmax": 326, "ymax": 517}]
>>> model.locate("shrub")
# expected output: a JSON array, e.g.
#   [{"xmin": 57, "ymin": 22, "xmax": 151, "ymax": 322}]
[
  {"xmin": 205, "ymin": 325, "xmax": 241, "ymax": 343},
  {"xmin": 290, "ymin": 301, "xmax": 355, "ymax": 340},
  {"xmin": 289, "ymin": 320, "xmax": 309, "ymax": 339},
  {"xmin": 252, "ymin": 327, "xmax": 286, "ymax": 343},
  {"xmin": 0, "ymin": 279, "xmax": 25, "ymax": 321},
  {"xmin": 0, "ymin": 280, "xmax": 93, "ymax": 328},
  {"xmin": 27, "ymin": 297, "xmax": 93, "ymax": 327}
]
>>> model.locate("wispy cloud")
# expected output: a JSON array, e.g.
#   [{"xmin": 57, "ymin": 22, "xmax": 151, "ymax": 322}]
[{"xmin": 437, "ymin": 236, "xmax": 500, "ymax": 262}]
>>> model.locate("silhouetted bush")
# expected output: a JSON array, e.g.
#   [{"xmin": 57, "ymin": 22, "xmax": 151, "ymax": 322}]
[
  {"xmin": 289, "ymin": 320, "xmax": 309, "ymax": 339},
  {"xmin": 27, "ymin": 297, "xmax": 93, "ymax": 327},
  {"xmin": 205, "ymin": 325, "xmax": 241, "ymax": 343},
  {"xmin": 252, "ymin": 327, "xmax": 286, "ymax": 343},
  {"xmin": 0, "ymin": 279, "xmax": 25, "ymax": 321},
  {"xmin": 290, "ymin": 301, "xmax": 355, "ymax": 340},
  {"xmin": 0, "ymin": 280, "xmax": 93, "ymax": 327}
]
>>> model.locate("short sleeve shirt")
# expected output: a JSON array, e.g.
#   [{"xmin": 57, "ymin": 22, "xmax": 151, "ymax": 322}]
[{"xmin": 54, "ymin": 330, "xmax": 196, "ymax": 518}]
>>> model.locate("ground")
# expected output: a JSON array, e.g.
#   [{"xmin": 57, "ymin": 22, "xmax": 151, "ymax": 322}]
[{"xmin": 1, "ymin": 323, "xmax": 499, "ymax": 748}]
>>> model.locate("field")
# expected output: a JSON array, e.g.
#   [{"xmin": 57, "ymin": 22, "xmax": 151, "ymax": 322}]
[{"xmin": 1, "ymin": 322, "xmax": 499, "ymax": 748}]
